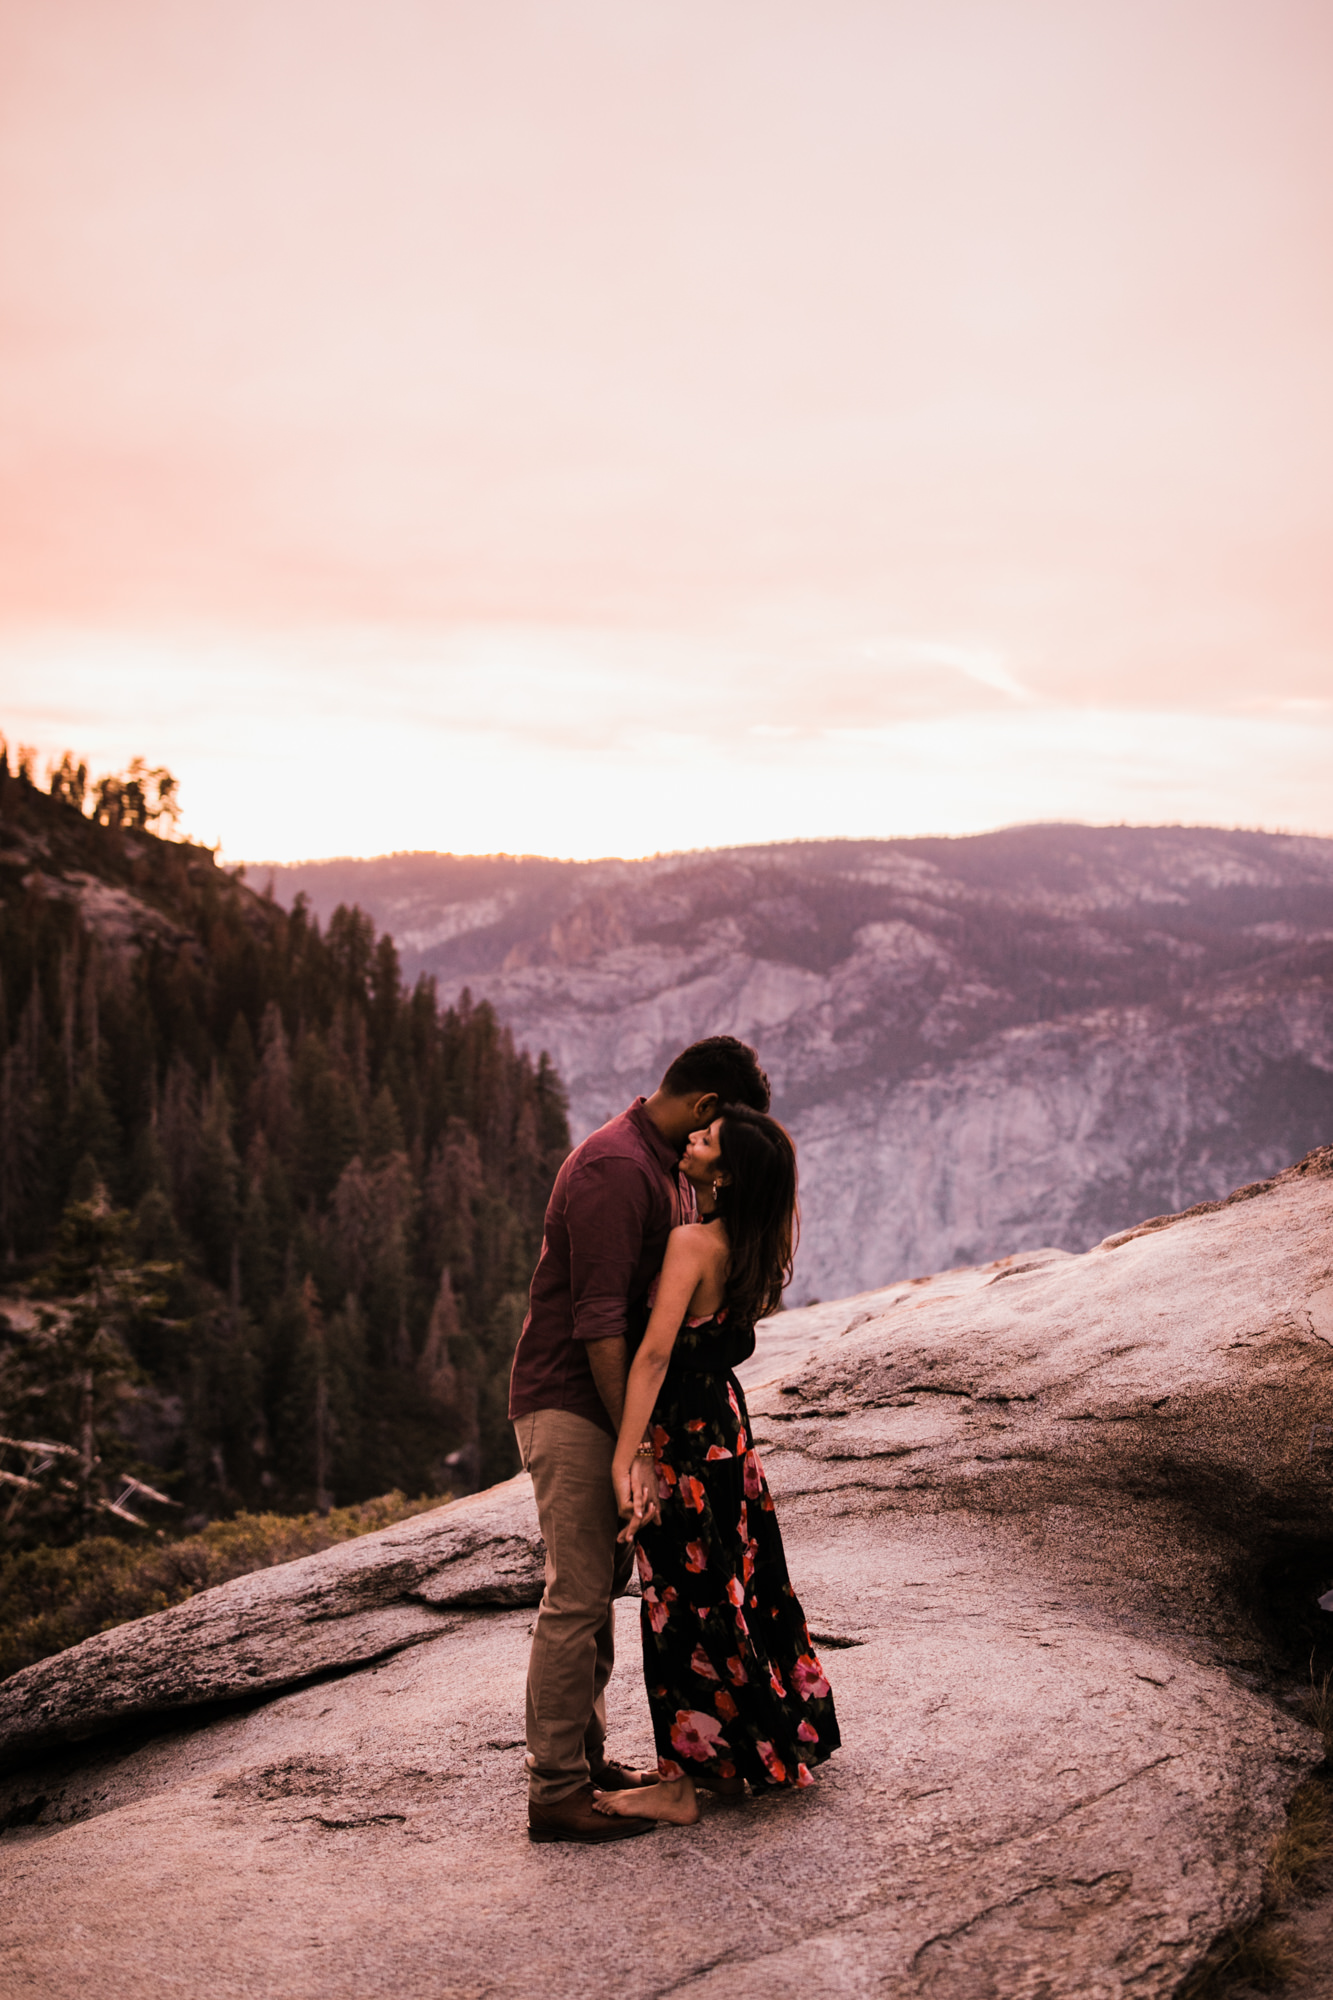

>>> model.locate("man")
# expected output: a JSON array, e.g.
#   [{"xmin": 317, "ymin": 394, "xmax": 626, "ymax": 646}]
[{"xmin": 509, "ymin": 1035, "xmax": 772, "ymax": 1844}]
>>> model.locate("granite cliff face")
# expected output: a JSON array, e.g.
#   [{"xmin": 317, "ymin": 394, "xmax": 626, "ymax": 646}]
[
  {"xmin": 3, "ymin": 1152, "xmax": 1333, "ymax": 2000},
  {"xmin": 268, "ymin": 825, "xmax": 1333, "ymax": 1301}
]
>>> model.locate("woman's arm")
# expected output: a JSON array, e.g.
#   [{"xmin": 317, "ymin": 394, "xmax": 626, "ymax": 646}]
[{"xmin": 611, "ymin": 1227, "xmax": 711, "ymax": 1540}]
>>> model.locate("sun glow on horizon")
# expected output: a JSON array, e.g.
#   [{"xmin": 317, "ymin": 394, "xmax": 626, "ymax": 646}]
[{"xmin": 5, "ymin": 624, "xmax": 1331, "ymax": 865}]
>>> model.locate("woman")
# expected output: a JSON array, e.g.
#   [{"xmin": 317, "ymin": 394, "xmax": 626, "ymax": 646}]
[{"xmin": 595, "ymin": 1106, "xmax": 840, "ymax": 1826}]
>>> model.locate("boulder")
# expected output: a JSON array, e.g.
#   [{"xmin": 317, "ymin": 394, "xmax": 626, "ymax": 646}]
[
  {"xmin": 2, "ymin": 1149, "xmax": 1333, "ymax": 2000},
  {"xmin": 0, "ymin": 1476, "xmax": 546, "ymax": 1760}
]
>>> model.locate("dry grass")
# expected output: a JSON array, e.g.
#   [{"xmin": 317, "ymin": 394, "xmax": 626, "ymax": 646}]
[
  {"xmin": 1264, "ymin": 1783, "xmax": 1332, "ymax": 1909},
  {"xmin": 1213, "ymin": 1925, "xmax": 1307, "ymax": 1992},
  {"xmin": 1177, "ymin": 1780, "xmax": 1332, "ymax": 1997},
  {"xmin": 1180, "ymin": 1917, "xmax": 1307, "ymax": 1997},
  {"xmin": 1302, "ymin": 1668, "xmax": 1333, "ymax": 1761}
]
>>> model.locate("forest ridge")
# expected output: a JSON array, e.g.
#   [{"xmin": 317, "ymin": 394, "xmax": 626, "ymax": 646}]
[{"xmin": 0, "ymin": 750, "xmax": 571, "ymax": 1545}]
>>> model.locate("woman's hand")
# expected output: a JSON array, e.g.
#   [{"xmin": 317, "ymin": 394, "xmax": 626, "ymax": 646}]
[
  {"xmin": 608, "ymin": 1227, "xmax": 708, "ymax": 1544},
  {"xmin": 612, "ymin": 1453, "xmax": 634, "ymax": 1527},
  {"xmin": 614, "ymin": 1452, "xmax": 662, "ymax": 1543}
]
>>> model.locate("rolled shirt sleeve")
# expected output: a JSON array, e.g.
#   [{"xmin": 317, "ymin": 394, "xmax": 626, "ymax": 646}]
[{"xmin": 566, "ymin": 1155, "xmax": 655, "ymax": 1343}]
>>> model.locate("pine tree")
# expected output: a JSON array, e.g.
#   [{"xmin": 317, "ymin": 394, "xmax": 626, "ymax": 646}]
[
  {"xmin": 0, "ymin": 771, "xmax": 572, "ymax": 1538},
  {"xmin": 0, "ymin": 1186, "xmax": 178, "ymax": 1542}
]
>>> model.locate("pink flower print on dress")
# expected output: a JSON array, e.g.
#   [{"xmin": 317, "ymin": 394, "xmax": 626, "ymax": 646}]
[
  {"xmin": 726, "ymin": 1655, "xmax": 747, "ymax": 1684},
  {"xmin": 727, "ymin": 1383, "xmax": 742, "ymax": 1420},
  {"xmin": 796, "ymin": 1763, "xmax": 814, "ymax": 1787},
  {"xmin": 684, "ymin": 1540, "xmax": 708, "ymax": 1573},
  {"xmin": 634, "ymin": 1544, "xmax": 654, "ymax": 1585},
  {"xmin": 742, "ymin": 1538, "xmax": 759, "ymax": 1584},
  {"xmin": 669, "ymin": 1710, "xmax": 729, "ymax": 1763},
  {"xmin": 742, "ymin": 1451, "xmax": 763, "ymax": 1500},
  {"xmin": 680, "ymin": 1475, "xmax": 706, "ymax": 1513},
  {"xmin": 686, "ymin": 1419, "xmax": 705, "ymax": 1432},
  {"xmin": 797, "ymin": 1719, "xmax": 819, "ymax": 1744},
  {"xmin": 768, "ymin": 1663, "xmax": 787, "ymax": 1698},
  {"xmin": 646, "ymin": 1584, "xmax": 678, "ymax": 1635},
  {"xmin": 658, "ymin": 1757, "xmax": 685, "ymax": 1780},
  {"xmin": 715, "ymin": 1689, "xmax": 739, "ymax": 1720},
  {"xmin": 656, "ymin": 1460, "xmax": 678, "ymax": 1490},
  {"xmin": 790, "ymin": 1652, "xmax": 830, "ymax": 1700},
  {"xmin": 689, "ymin": 1644, "xmax": 721, "ymax": 1681},
  {"xmin": 705, "ymin": 1445, "xmax": 732, "ymax": 1461},
  {"xmin": 756, "ymin": 1741, "xmax": 788, "ymax": 1784},
  {"xmin": 726, "ymin": 1575, "xmax": 745, "ymax": 1608},
  {"xmin": 651, "ymin": 1424, "xmax": 671, "ymax": 1454},
  {"xmin": 735, "ymin": 1429, "xmax": 747, "ymax": 1453}
]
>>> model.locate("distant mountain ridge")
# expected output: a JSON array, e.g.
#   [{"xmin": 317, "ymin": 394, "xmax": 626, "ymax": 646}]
[{"xmin": 264, "ymin": 826, "xmax": 1333, "ymax": 1301}]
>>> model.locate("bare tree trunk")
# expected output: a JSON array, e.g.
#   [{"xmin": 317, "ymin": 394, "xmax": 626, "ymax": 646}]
[
  {"xmin": 302, "ymin": 1273, "xmax": 333, "ymax": 1516},
  {"xmin": 313, "ymin": 1372, "xmax": 331, "ymax": 1516},
  {"xmin": 78, "ymin": 1367, "xmax": 95, "ymax": 1525},
  {"xmin": 60, "ymin": 947, "xmax": 76, "ymax": 1097}
]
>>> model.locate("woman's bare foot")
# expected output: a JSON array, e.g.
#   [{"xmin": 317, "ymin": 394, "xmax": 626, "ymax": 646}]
[
  {"xmin": 594, "ymin": 1776, "xmax": 700, "ymax": 1825},
  {"xmin": 695, "ymin": 1773, "xmax": 746, "ymax": 1798},
  {"xmin": 590, "ymin": 1758, "xmax": 660, "ymax": 1791}
]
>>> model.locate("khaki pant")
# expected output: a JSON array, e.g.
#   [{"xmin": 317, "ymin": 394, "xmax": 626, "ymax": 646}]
[{"xmin": 515, "ymin": 1408, "xmax": 634, "ymax": 1805}]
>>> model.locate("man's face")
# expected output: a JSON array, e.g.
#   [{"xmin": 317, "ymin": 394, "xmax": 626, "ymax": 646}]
[{"xmin": 685, "ymin": 1092, "xmax": 718, "ymax": 1134}]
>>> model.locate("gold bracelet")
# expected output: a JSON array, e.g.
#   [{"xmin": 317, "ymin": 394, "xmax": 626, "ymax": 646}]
[{"xmin": 634, "ymin": 1441, "xmax": 655, "ymax": 1460}]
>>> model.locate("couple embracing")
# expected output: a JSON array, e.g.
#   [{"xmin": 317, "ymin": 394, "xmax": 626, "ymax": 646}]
[{"xmin": 509, "ymin": 1035, "xmax": 840, "ymax": 1843}]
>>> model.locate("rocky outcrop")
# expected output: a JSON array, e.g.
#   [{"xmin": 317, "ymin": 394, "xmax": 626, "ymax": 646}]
[
  {"xmin": 3, "ymin": 1151, "xmax": 1333, "ymax": 1998},
  {"xmin": 267, "ymin": 825, "xmax": 1333, "ymax": 1301},
  {"xmin": 0, "ymin": 1478, "xmax": 545, "ymax": 1761}
]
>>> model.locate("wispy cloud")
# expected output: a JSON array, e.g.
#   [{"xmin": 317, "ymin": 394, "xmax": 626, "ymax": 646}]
[{"xmin": 3, "ymin": 626, "xmax": 1329, "ymax": 860}]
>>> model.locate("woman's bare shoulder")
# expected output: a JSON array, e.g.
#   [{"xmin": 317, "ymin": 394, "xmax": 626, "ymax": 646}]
[{"xmin": 667, "ymin": 1220, "xmax": 725, "ymax": 1260}]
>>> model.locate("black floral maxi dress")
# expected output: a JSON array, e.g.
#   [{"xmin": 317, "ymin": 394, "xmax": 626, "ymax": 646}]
[{"xmin": 634, "ymin": 1307, "xmax": 841, "ymax": 1790}]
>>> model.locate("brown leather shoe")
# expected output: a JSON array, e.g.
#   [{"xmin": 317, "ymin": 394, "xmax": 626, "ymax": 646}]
[
  {"xmin": 588, "ymin": 1758, "xmax": 660, "ymax": 1792},
  {"xmin": 528, "ymin": 1782, "xmax": 657, "ymax": 1844}
]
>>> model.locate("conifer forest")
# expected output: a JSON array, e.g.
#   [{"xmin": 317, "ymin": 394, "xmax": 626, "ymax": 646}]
[{"xmin": 0, "ymin": 750, "xmax": 571, "ymax": 1553}]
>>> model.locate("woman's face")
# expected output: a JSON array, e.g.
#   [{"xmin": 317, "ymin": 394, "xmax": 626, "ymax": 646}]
[{"xmin": 680, "ymin": 1117, "xmax": 725, "ymax": 1187}]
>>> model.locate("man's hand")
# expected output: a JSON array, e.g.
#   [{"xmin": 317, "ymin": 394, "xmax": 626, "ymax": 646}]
[{"xmin": 615, "ymin": 1453, "xmax": 662, "ymax": 1544}]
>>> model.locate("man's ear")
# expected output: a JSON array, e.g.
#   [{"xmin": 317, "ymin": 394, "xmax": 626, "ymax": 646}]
[{"xmin": 691, "ymin": 1091, "xmax": 719, "ymax": 1123}]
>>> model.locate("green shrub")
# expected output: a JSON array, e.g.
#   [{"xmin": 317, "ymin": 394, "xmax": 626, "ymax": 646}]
[{"xmin": 0, "ymin": 1490, "xmax": 449, "ymax": 1681}]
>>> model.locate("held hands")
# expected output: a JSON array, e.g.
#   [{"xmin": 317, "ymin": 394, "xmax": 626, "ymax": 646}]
[{"xmin": 615, "ymin": 1451, "xmax": 662, "ymax": 1544}]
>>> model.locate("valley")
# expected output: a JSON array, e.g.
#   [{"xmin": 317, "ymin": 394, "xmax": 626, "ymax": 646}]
[{"xmin": 267, "ymin": 825, "xmax": 1333, "ymax": 1300}]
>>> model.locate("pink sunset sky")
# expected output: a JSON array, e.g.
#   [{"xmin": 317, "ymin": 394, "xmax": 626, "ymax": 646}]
[{"xmin": 1, "ymin": 0, "xmax": 1330, "ymax": 860}]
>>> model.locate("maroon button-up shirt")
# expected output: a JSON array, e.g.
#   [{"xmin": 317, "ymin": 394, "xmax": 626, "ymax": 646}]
[{"xmin": 508, "ymin": 1098, "xmax": 694, "ymax": 1438}]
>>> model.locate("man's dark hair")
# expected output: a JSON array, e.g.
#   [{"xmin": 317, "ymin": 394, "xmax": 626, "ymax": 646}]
[{"xmin": 660, "ymin": 1035, "xmax": 770, "ymax": 1113}]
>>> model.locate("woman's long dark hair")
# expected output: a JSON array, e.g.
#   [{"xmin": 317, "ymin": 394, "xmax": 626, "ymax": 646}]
[{"xmin": 711, "ymin": 1106, "xmax": 799, "ymax": 1326}]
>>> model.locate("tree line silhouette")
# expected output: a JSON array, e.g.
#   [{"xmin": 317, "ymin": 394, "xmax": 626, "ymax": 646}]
[
  {"xmin": 8, "ymin": 738, "xmax": 182, "ymax": 836},
  {"xmin": 0, "ymin": 746, "xmax": 569, "ymax": 1548}
]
